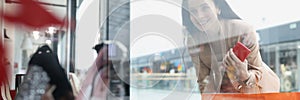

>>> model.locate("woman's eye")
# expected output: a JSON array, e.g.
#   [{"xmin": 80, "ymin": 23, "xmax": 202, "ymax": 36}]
[
  {"xmin": 190, "ymin": 9, "xmax": 198, "ymax": 15},
  {"xmin": 190, "ymin": 5, "xmax": 210, "ymax": 15},
  {"xmin": 201, "ymin": 6, "xmax": 210, "ymax": 11}
]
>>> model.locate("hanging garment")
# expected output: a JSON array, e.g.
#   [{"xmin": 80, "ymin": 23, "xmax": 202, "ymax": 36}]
[
  {"xmin": 16, "ymin": 45, "xmax": 74, "ymax": 100},
  {"xmin": 15, "ymin": 65, "xmax": 49, "ymax": 100}
]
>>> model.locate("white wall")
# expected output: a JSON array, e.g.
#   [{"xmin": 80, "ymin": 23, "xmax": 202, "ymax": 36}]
[
  {"xmin": 130, "ymin": 0, "xmax": 184, "ymax": 58},
  {"xmin": 75, "ymin": 0, "xmax": 100, "ymax": 70}
]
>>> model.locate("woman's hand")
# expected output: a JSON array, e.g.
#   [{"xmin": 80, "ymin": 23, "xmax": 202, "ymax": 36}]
[
  {"xmin": 95, "ymin": 46, "xmax": 109, "ymax": 69},
  {"xmin": 223, "ymin": 49, "xmax": 250, "ymax": 81},
  {"xmin": 42, "ymin": 85, "xmax": 56, "ymax": 100}
]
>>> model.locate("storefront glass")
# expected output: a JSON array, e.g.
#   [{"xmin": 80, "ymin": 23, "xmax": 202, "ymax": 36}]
[{"xmin": 261, "ymin": 41, "xmax": 300, "ymax": 92}]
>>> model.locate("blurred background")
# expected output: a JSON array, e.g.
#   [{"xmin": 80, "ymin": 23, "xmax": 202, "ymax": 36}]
[{"xmin": 1, "ymin": 0, "xmax": 299, "ymax": 100}]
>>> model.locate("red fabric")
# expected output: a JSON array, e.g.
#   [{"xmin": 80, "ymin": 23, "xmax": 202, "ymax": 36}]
[
  {"xmin": 0, "ymin": 42, "xmax": 8, "ymax": 86},
  {"xmin": 10, "ymin": 90, "xmax": 16, "ymax": 100},
  {"xmin": 0, "ymin": 42, "xmax": 10, "ymax": 100},
  {"xmin": 0, "ymin": 90, "xmax": 15, "ymax": 100},
  {"xmin": 1, "ymin": 0, "xmax": 64, "ymax": 29}
]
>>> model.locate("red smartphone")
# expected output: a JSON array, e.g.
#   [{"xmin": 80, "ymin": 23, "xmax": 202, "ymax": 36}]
[{"xmin": 232, "ymin": 42, "xmax": 251, "ymax": 62}]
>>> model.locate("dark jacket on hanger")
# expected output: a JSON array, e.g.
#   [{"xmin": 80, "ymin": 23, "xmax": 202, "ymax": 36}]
[{"xmin": 28, "ymin": 45, "xmax": 74, "ymax": 100}]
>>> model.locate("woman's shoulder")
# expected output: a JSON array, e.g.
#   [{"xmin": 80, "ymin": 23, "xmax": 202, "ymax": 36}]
[
  {"xmin": 222, "ymin": 19, "xmax": 254, "ymax": 34},
  {"xmin": 223, "ymin": 19, "xmax": 259, "ymax": 47}
]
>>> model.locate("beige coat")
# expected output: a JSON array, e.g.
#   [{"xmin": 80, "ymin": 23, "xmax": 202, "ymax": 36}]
[{"xmin": 187, "ymin": 19, "xmax": 280, "ymax": 93}]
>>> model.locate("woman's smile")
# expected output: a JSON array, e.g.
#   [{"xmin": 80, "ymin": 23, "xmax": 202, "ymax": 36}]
[{"xmin": 199, "ymin": 18, "xmax": 210, "ymax": 26}]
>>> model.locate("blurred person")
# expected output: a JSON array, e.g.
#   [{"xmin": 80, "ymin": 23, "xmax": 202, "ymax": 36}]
[
  {"xmin": 69, "ymin": 71, "xmax": 81, "ymax": 97},
  {"xmin": 15, "ymin": 45, "xmax": 74, "ymax": 100},
  {"xmin": 0, "ymin": 39, "xmax": 12, "ymax": 100},
  {"xmin": 41, "ymin": 85, "xmax": 56, "ymax": 100},
  {"xmin": 0, "ymin": 58, "xmax": 12, "ymax": 100},
  {"xmin": 76, "ymin": 43, "xmax": 111, "ymax": 100},
  {"xmin": 68, "ymin": 60, "xmax": 81, "ymax": 97},
  {"xmin": 182, "ymin": 0, "xmax": 280, "ymax": 95}
]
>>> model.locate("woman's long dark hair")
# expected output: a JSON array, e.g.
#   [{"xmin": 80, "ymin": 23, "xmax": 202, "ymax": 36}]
[{"xmin": 182, "ymin": 0, "xmax": 241, "ymax": 34}]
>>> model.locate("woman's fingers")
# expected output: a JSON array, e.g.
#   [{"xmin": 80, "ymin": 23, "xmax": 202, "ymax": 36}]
[
  {"xmin": 47, "ymin": 85, "xmax": 56, "ymax": 93},
  {"xmin": 223, "ymin": 49, "xmax": 240, "ymax": 79},
  {"xmin": 224, "ymin": 50, "xmax": 235, "ymax": 67},
  {"xmin": 224, "ymin": 53, "xmax": 236, "ymax": 71},
  {"xmin": 42, "ymin": 85, "xmax": 56, "ymax": 100},
  {"xmin": 223, "ymin": 48, "xmax": 250, "ymax": 81},
  {"xmin": 229, "ymin": 49, "xmax": 241, "ymax": 63}
]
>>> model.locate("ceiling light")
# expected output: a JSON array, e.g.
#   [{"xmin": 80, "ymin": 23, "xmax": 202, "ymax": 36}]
[
  {"xmin": 47, "ymin": 27, "xmax": 56, "ymax": 34},
  {"xmin": 32, "ymin": 31, "xmax": 40, "ymax": 40},
  {"xmin": 46, "ymin": 39, "xmax": 52, "ymax": 45}
]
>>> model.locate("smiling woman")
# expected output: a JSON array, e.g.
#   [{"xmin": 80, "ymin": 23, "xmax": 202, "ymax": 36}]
[{"xmin": 182, "ymin": 0, "xmax": 280, "ymax": 96}]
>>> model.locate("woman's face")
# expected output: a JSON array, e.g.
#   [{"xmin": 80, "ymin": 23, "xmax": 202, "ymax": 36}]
[{"xmin": 188, "ymin": 0, "xmax": 220, "ymax": 32}]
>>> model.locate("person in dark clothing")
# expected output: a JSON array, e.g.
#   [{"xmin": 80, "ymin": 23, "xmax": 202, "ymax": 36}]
[
  {"xmin": 77, "ymin": 43, "xmax": 111, "ymax": 99},
  {"xmin": 16, "ymin": 45, "xmax": 74, "ymax": 100},
  {"xmin": 93, "ymin": 43, "xmax": 107, "ymax": 54}
]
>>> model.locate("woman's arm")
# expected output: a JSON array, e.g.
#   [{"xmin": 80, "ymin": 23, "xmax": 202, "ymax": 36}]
[
  {"xmin": 224, "ymin": 31, "xmax": 263, "ymax": 93},
  {"xmin": 190, "ymin": 55, "xmax": 210, "ymax": 93},
  {"xmin": 223, "ymin": 20, "xmax": 263, "ymax": 93},
  {"xmin": 239, "ymin": 30, "xmax": 263, "ymax": 93},
  {"xmin": 188, "ymin": 43, "xmax": 210, "ymax": 93}
]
